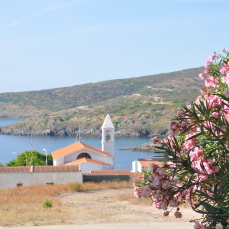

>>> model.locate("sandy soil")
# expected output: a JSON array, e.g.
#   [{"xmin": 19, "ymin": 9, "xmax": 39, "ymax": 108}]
[{"xmin": 58, "ymin": 188, "xmax": 200, "ymax": 225}]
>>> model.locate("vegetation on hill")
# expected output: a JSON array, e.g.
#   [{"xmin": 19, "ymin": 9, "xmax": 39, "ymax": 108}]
[{"xmin": 0, "ymin": 67, "xmax": 204, "ymax": 137}]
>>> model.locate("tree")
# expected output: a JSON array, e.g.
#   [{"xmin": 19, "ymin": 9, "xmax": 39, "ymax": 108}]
[
  {"xmin": 135, "ymin": 50, "xmax": 229, "ymax": 229},
  {"xmin": 6, "ymin": 150, "xmax": 53, "ymax": 166}
]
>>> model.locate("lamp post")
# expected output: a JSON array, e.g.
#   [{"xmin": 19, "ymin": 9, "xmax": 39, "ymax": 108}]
[{"xmin": 43, "ymin": 149, "xmax": 47, "ymax": 166}]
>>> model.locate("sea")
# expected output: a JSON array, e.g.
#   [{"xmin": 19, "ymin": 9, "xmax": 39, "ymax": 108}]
[{"xmin": 0, "ymin": 118, "xmax": 161, "ymax": 170}]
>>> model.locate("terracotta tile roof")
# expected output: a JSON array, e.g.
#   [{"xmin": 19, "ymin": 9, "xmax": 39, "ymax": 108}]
[
  {"xmin": 63, "ymin": 158, "xmax": 108, "ymax": 165},
  {"xmin": 51, "ymin": 141, "xmax": 113, "ymax": 159},
  {"xmin": 0, "ymin": 165, "xmax": 80, "ymax": 173},
  {"xmin": 131, "ymin": 172, "xmax": 144, "ymax": 184},
  {"xmin": 138, "ymin": 158, "xmax": 165, "ymax": 168},
  {"xmin": 0, "ymin": 166, "xmax": 30, "ymax": 173},
  {"xmin": 33, "ymin": 165, "xmax": 80, "ymax": 172}
]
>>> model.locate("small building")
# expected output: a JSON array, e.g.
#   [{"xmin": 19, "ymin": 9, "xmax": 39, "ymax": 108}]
[
  {"xmin": 132, "ymin": 158, "xmax": 165, "ymax": 172},
  {"xmin": 51, "ymin": 114, "xmax": 115, "ymax": 173}
]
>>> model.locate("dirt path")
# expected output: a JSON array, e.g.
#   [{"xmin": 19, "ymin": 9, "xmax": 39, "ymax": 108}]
[{"xmin": 58, "ymin": 188, "xmax": 200, "ymax": 225}]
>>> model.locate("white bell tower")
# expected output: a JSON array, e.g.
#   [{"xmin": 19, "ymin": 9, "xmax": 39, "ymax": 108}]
[{"xmin": 101, "ymin": 114, "xmax": 115, "ymax": 168}]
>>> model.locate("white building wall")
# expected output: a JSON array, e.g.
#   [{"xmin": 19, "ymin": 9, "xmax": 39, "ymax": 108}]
[
  {"xmin": 102, "ymin": 140, "xmax": 114, "ymax": 157},
  {"xmin": 53, "ymin": 157, "xmax": 64, "ymax": 166},
  {"xmin": 79, "ymin": 162, "xmax": 114, "ymax": 173},
  {"xmin": 101, "ymin": 164, "xmax": 113, "ymax": 170},
  {"xmin": 105, "ymin": 155, "xmax": 113, "ymax": 166},
  {"xmin": 79, "ymin": 162, "xmax": 103, "ymax": 173},
  {"xmin": 63, "ymin": 148, "xmax": 109, "ymax": 164},
  {"xmin": 63, "ymin": 149, "xmax": 85, "ymax": 163},
  {"xmin": 137, "ymin": 161, "xmax": 142, "ymax": 172},
  {"xmin": 101, "ymin": 114, "xmax": 115, "ymax": 169},
  {"xmin": 0, "ymin": 171, "xmax": 83, "ymax": 189},
  {"xmin": 132, "ymin": 160, "xmax": 143, "ymax": 172},
  {"xmin": 102, "ymin": 127, "xmax": 114, "ymax": 154},
  {"xmin": 132, "ymin": 160, "xmax": 137, "ymax": 172}
]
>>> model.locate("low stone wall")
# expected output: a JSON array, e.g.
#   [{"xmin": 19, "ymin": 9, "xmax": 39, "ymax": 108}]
[
  {"xmin": 0, "ymin": 171, "xmax": 82, "ymax": 189},
  {"xmin": 0, "ymin": 166, "xmax": 82, "ymax": 189}
]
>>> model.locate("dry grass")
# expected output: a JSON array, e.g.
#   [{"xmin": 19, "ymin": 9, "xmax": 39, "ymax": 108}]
[
  {"xmin": 67, "ymin": 180, "xmax": 132, "ymax": 192},
  {"xmin": 0, "ymin": 181, "xmax": 132, "ymax": 227},
  {"xmin": 114, "ymin": 191, "xmax": 152, "ymax": 205}
]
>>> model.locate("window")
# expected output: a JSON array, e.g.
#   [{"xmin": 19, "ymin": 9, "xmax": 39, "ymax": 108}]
[
  {"xmin": 106, "ymin": 130, "xmax": 111, "ymax": 141},
  {"xmin": 77, "ymin": 153, "xmax": 91, "ymax": 159}
]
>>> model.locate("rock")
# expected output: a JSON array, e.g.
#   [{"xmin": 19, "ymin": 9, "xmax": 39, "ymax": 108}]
[
  {"xmin": 120, "ymin": 142, "xmax": 162, "ymax": 153},
  {"xmin": 0, "ymin": 117, "xmax": 168, "ymax": 138}
]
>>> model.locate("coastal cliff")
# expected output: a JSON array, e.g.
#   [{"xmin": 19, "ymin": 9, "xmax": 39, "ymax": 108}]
[{"xmin": 0, "ymin": 116, "xmax": 167, "ymax": 138}]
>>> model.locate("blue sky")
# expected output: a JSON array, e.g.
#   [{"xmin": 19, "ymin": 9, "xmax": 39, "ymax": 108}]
[{"xmin": 0, "ymin": 0, "xmax": 228, "ymax": 93}]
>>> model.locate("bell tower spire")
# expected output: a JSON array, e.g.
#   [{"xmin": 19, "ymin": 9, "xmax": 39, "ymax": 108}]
[{"xmin": 101, "ymin": 114, "xmax": 115, "ymax": 169}]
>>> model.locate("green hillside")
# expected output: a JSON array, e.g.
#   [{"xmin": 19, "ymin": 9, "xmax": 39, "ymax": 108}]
[{"xmin": 0, "ymin": 67, "xmax": 204, "ymax": 137}]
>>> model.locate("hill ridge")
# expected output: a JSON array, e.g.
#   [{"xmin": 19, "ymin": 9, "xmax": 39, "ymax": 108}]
[{"xmin": 0, "ymin": 66, "xmax": 204, "ymax": 137}]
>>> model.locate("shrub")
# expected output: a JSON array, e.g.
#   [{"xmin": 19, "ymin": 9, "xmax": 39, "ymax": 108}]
[
  {"xmin": 135, "ymin": 50, "xmax": 229, "ymax": 229},
  {"xmin": 140, "ymin": 121, "xmax": 147, "ymax": 125},
  {"xmin": 42, "ymin": 200, "xmax": 52, "ymax": 208}
]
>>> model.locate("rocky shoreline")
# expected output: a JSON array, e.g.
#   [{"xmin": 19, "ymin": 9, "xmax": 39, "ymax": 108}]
[
  {"xmin": 120, "ymin": 142, "xmax": 163, "ymax": 153},
  {"xmin": 0, "ymin": 126, "xmax": 159, "ymax": 138},
  {"xmin": 0, "ymin": 120, "xmax": 167, "ymax": 138}
]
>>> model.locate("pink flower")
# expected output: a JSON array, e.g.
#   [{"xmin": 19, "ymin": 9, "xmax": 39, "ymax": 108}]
[
  {"xmin": 199, "ymin": 73, "xmax": 205, "ymax": 79},
  {"xmin": 221, "ymin": 74, "xmax": 229, "ymax": 85},
  {"xmin": 190, "ymin": 147, "xmax": 203, "ymax": 161},
  {"xmin": 194, "ymin": 221, "xmax": 208, "ymax": 229},
  {"xmin": 212, "ymin": 166, "xmax": 219, "ymax": 173},
  {"xmin": 152, "ymin": 196, "xmax": 165, "ymax": 209},
  {"xmin": 160, "ymin": 201, "xmax": 168, "ymax": 210},
  {"xmin": 163, "ymin": 211, "xmax": 169, "ymax": 216},
  {"xmin": 141, "ymin": 185, "xmax": 152, "ymax": 197},
  {"xmin": 152, "ymin": 174, "xmax": 161, "ymax": 187},
  {"xmin": 174, "ymin": 211, "xmax": 182, "ymax": 218},
  {"xmin": 204, "ymin": 76, "xmax": 219, "ymax": 88},
  {"xmin": 151, "ymin": 136, "xmax": 159, "ymax": 144},
  {"xmin": 161, "ymin": 180, "xmax": 170, "ymax": 189},
  {"xmin": 205, "ymin": 60, "xmax": 211, "ymax": 68},
  {"xmin": 169, "ymin": 121, "xmax": 180, "ymax": 135},
  {"xmin": 224, "ymin": 89, "xmax": 229, "ymax": 98},
  {"xmin": 220, "ymin": 67, "xmax": 226, "ymax": 74},
  {"xmin": 185, "ymin": 133, "xmax": 197, "ymax": 150},
  {"xmin": 150, "ymin": 163, "xmax": 159, "ymax": 173},
  {"xmin": 169, "ymin": 199, "xmax": 178, "ymax": 207},
  {"xmin": 215, "ymin": 223, "xmax": 223, "ymax": 229},
  {"xmin": 156, "ymin": 167, "xmax": 166, "ymax": 176},
  {"xmin": 134, "ymin": 187, "xmax": 142, "ymax": 198},
  {"xmin": 209, "ymin": 54, "xmax": 215, "ymax": 60}
]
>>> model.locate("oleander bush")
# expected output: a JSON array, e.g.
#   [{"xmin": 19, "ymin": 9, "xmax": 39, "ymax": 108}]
[{"xmin": 135, "ymin": 50, "xmax": 229, "ymax": 229}]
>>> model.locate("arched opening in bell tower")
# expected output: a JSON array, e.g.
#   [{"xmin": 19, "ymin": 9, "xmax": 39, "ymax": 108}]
[{"xmin": 105, "ymin": 130, "xmax": 111, "ymax": 141}]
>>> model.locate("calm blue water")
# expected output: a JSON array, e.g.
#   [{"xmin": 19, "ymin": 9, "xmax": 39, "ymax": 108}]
[{"xmin": 0, "ymin": 118, "xmax": 158, "ymax": 169}]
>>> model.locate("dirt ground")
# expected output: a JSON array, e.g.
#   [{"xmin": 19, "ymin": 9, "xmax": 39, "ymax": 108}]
[{"xmin": 58, "ymin": 188, "xmax": 200, "ymax": 225}]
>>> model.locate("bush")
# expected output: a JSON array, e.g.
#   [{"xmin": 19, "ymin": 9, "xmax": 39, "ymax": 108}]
[
  {"xmin": 135, "ymin": 50, "xmax": 229, "ymax": 229},
  {"xmin": 42, "ymin": 200, "xmax": 52, "ymax": 208}
]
